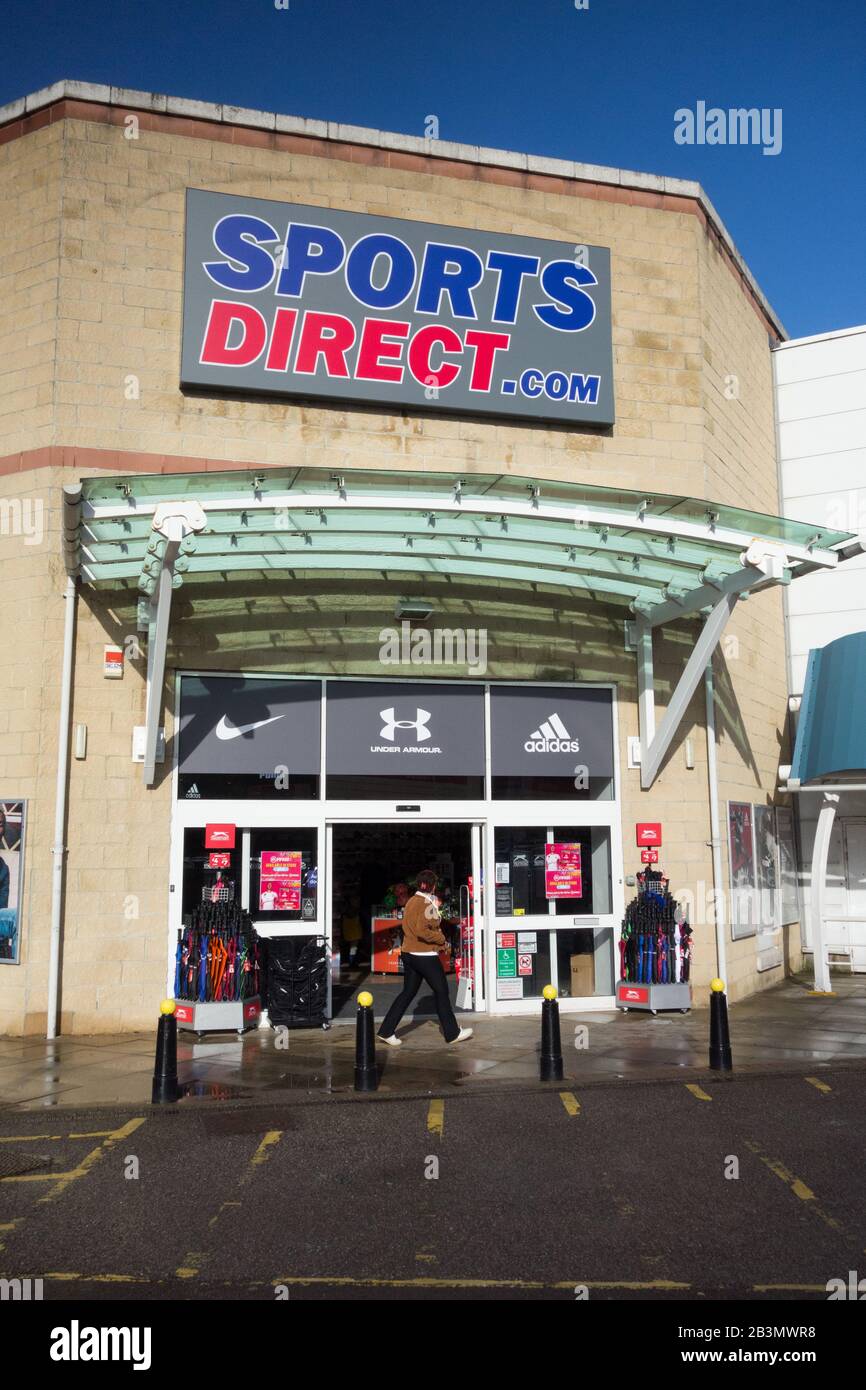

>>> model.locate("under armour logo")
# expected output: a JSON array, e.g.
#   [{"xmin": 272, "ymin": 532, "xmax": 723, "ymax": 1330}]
[{"xmin": 379, "ymin": 707, "xmax": 431, "ymax": 742}]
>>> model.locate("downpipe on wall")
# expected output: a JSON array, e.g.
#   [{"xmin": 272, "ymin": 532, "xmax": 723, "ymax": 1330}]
[
  {"xmin": 47, "ymin": 576, "xmax": 77, "ymax": 1040},
  {"xmin": 705, "ymin": 661, "xmax": 727, "ymax": 985}
]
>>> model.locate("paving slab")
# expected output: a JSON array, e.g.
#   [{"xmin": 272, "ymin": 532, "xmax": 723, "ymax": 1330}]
[{"xmin": 1, "ymin": 972, "xmax": 864, "ymax": 1110}]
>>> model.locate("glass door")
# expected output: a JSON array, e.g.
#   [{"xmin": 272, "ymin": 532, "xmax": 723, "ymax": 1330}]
[{"xmin": 486, "ymin": 820, "xmax": 619, "ymax": 1012}]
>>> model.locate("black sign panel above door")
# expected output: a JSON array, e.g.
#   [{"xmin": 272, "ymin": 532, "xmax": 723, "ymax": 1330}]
[
  {"xmin": 490, "ymin": 685, "xmax": 614, "ymax": 778},
  {"xmin": 178, "ymin": 677, "xmax": 321, "ymax": 776},
  {"xmin": 325, "ymin": 681, "xmax": 485, "ymax": 777}
]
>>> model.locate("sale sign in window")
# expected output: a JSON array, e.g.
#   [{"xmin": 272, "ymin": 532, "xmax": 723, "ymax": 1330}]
[
  {"xmin": 544, "ymin": 843, "xmax": 583, "ymax": 899},
  {"xmin": 259, "ymin": 850, "xmax": 302, "ymax": 912}
]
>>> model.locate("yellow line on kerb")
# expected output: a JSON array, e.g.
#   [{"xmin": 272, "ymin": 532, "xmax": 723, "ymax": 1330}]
[
  {"xmin": 559, "ymin": 1092, "xmax": 580, "ymax": 1117},
  {"xmin": 685, "ymin": 1084, "xmax": 712, "ymax": 1102},
  {"xmin": 805, "ymin": 1076, "xmax": 832, "ymax": 1094},
  {"xmin": 427, "ymin": 1100, "xmax": 444, "ymax": 1137}
]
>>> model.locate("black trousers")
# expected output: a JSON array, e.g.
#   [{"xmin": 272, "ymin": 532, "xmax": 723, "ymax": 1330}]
[{"xmin": 378, "ymin": 953, "xmax": 460, "ymax": 1043}]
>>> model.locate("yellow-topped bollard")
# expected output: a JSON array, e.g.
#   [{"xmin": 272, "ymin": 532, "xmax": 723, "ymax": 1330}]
[
  {"xmin": 354, "ymin": 991, "xmax": 377, "ymax": 1092},
  {"xmin": 540, "ymin": 983, "xmax": 563, "ymax": 1081},
  {"xmin": 152, "ymin": 997, "xmax": 179, "ymax": 1104},
  {"xmin": 709, "ymin": 979, "xmax": 732, "ymax": 1072}
]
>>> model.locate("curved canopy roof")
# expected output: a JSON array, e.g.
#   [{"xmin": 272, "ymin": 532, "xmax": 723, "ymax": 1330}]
[
  {"xmin": 790, "ymin": 633, "xmax": 866, "ymax": 784},
  {"xmin": 67, "ymin": 466, "xmax": 851, "ymax": 626}
]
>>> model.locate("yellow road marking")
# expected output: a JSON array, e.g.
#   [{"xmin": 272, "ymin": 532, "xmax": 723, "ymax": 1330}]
[
  {"xmin": 208, "ymin": 1200, "xmax": 242, "ymax": 1229},
  {"xmin": 41, "ymin": 1271, "xmax": 149, "ymax": 1283},
  {"xmin": 806, "ymin": 991, "xmax": 836, "ymax": 996},
  {"xmin": 239, "ymin": 1131, "xmax": 282, "ymax": 1186},
  {"xmin": 427, "ymin": 1100, "xmax": 444, "ymax": 1137},
  {"xmin": 754, "ymin": 1283, "xmax": 828, "ymax": 1292},
  {"xmin": 36, "ymin": 1117, "xmax": 146, "ymax": 1204},
  {"xmin": 746, "ymin": 1141, "xmax": 841, "ymax": 1230},
  {"xmin": 21, "ymin": 1271, "xmax": 692, "ymax": 1293},
  {"xmin": 176, "ymin": 1254, "xmax": 205, "ymax": 1279},
  {"xmin": 685, "ymin": 1083, "xmax": 712, "ymax": 1102},
  {"xmin": 805, "ymin": 1076, "xmax": 832, "ymax": 1093},
  {"xmin": 0, "ymin": 1217, "xmax": 25, "ymax": 1253},
  {"xmin": 0, "ymin": 1134, "xmax": 65, "ymax": 1143},
  {"xmin": 559, "ymin": 1091, "xmax": 580, "ymax": 1117}
]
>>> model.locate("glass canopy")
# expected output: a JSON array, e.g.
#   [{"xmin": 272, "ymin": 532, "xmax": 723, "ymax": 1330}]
[{"xmin": 72, "ymin": 466, "xmax": 852, "ymax": 618}]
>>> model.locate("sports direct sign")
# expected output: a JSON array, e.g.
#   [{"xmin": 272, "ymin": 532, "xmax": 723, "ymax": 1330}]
[{"xmin": 180, "ymin": 189, "xmax": 614, "ymax": 425}]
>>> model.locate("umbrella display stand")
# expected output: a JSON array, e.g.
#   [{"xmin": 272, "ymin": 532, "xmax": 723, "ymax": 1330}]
[
  {"xmin": 616, "ymin": 867, "xmax": 692, "ymax": 1016},
  {"xmin": 173, "ymin": 899, "xmax": 263, "ymax": 1037},
  {"xmin": 174, "ymin": 995, "xmax": 262, "ymax": 1038}
]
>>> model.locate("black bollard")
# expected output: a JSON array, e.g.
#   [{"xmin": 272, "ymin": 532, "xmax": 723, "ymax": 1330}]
[
  {"xmin": 354, "ymin": 991, "xmax": 378, "ymax": 1092},
  {"xmin": 152, "ymin": 1000, "xmax": 180, "ymax": 1104},
  {"xmin": 540, "ymin": 986, "xmax": 564, "ymax": 1082},
  {"xmin": 709, "ymin": 979, "xmax": 733, "ymax": 1072}
]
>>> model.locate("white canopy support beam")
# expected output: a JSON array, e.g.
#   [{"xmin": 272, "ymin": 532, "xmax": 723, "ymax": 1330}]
[
  {"xmin": 638, "ymin": 589, "xmax": 739, "ymax": 789},
  {"xmin": 809, "ymin": 793, "xmax": 838, "ymax": 993},
  {"xmin": 141, "ymin": 501, "xmax": 207, "ymax": 786},
  {"xmin": 634, "ymin": 559, "xmax": 772, "ymax": 628}
]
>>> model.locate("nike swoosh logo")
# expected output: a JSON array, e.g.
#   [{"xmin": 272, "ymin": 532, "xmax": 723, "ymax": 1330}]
[{"xmin": 215, "ymin": 714, "xmax": 284, "ymax": 740}]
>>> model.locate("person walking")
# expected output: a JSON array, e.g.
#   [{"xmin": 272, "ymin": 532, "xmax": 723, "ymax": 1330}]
[{"xmin": 378, "ymin": 869, "xmax": 473, "ymax": 1047}]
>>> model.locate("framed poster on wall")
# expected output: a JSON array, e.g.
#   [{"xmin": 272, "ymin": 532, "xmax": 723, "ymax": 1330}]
[
  {"xmin": 0, "ymin": 800, "xmax": 27, "ymax": 965},
  {"xmin": 775, "ymin": 807, "xmax": 800, "ymax": 926},
  {"xmin": 753, "ymin": 805, "xmax": 779, "ymax": 932},
  {"xmin": 727, "ymin": 801, "xmax": 756, "ymax": 939}
]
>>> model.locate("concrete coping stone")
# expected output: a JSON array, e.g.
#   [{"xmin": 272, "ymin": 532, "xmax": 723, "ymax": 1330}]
[{"xmin": 0, "ymin": 77, "xmax": 785, "ymax": 337}]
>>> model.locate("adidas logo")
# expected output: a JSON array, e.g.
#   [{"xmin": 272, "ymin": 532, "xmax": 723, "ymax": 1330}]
[
  {"xmin": 525, "ymin": 712, "xmax": 580, "ymax": 754},
  {"xmin": 185, "ymin": 783, "xmax": 201, "ymax": 799}
]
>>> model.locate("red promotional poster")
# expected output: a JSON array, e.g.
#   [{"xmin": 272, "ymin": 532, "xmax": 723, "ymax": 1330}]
[
  {"xmin": 544, "ymin": 843, "xmax": 583, "ymax": 899},
  {"xmin": 640, "ymin": 848, "xmax": 659, "ymax": 864},
  {"xmin": 259, "ymin": 850, "xmax": 302, "ymax": 912}
]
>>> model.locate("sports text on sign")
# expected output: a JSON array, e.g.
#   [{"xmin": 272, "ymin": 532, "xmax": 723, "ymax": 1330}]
[{"xmin": 181, "ymin": 191, "xmax": 614, "ymax": 426}]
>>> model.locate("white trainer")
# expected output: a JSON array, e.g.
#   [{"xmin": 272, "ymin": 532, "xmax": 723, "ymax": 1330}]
[
  {"xmin": 378, "ymin": 1034, "xmax": 402, "ymax": 1047},
  {"xmin": 447, "ymin": 1028, "xmax": 474, "ymax": 1044}
]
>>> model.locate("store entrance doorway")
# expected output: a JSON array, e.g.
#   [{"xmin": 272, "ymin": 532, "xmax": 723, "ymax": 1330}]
[{"xmin": 328, "ymin": 821, "xmax": 483, "ymax": 1024}]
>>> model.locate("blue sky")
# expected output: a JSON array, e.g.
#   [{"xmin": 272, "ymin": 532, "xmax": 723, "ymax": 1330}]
[{"xmin": 4, "ymin": 0, "xmax": 864, "ymax": 337}]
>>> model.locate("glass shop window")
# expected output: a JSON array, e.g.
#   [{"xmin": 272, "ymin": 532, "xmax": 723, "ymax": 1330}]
[
  {"xmin": 493, "ymin": 826, "xmax": 612, "ymax": 917},
  {"xmin": 325, "ymin": 772, "xmax": 484, "ymax": 801},
  {"xmin": 552, "ymin": 826, "xmax": 612, "ymax": 917},
  {"xmin": 555, "ymin": 928, "xmax": 615, "ymax": 999},
  {"xmin": 181, "ymin": 827, "xmax": 241, "ymax": 923},
  {"xmin": 249, "ymin": 828, "xmax": 319, "ymax": 924},
  {"xmin": 177, "ymin": 772, "xmax": 319, "ymax": 801},
  {"xmin": 494, "ymin": 927, "xmax": 552, "ymax": 1003},
  {"xmin": 491, "ymin": 773, "xmax": 614, "ymax": 802}
]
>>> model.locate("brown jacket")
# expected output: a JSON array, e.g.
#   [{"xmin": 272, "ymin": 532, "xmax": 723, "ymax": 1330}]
[{"xmin": 401, "ymin": 893, "xmax": 446, "ymax": 953}]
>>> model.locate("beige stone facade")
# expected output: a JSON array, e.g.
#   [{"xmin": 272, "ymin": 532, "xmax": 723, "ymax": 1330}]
[{"xmin": 0, "ymin": 87, "xmax": 804, "ymax": 1035}]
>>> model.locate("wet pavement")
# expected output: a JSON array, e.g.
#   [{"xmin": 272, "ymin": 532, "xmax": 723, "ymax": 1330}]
[{"xmin": 0, "ymin": 972, "xmax": 864, "ymax": 1111}]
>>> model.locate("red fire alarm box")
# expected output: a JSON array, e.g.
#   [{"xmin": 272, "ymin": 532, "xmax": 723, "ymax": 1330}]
[
  {"xmin": 636, "ymin": 823, "xmax": 662, "ymax": 847},
  {"xmin": 205, "ymin": 824, "xmax": 236, "ymax": 849},
  {"xmin": 640, "ymin": 848, "xmax": 659, "ymax": 864}
]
